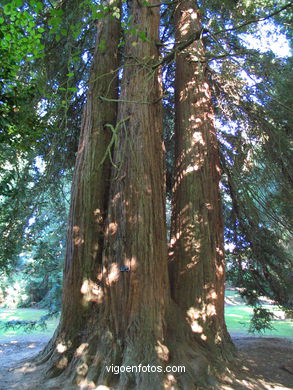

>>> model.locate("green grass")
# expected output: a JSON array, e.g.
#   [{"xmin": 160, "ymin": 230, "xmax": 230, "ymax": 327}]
[
  {"xmin": 0, "ymin": 308, "xmax": 58, "ymax": 338},
  {"xmin": 0, "ymin": 292, "xmax": 292, "ymax": 340},
  {"xmin": 225, "ymin": 290, "xmax": 293, "ymax": 339}
]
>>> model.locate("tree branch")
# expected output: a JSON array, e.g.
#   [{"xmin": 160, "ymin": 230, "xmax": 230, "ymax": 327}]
[
  {"xmin": 155, "ymin": 3, "xmax": 292, "ymax": 68},
  {"xmin": 214, "ymin": 2, "xmax": 293, "ymax": 36},
  {"xmin": 153, "ymin": 28, "xmax": 208, "ymax": 68}
]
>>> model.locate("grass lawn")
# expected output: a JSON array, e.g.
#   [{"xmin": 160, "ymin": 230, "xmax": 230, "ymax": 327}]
[
  {"xmin": 0, "ymin": 308, "xmax": 58, "ymax": 339},
  {"xmin": 0, "ymin": 290, "xmax": 292, "ymax": 340},
  {"xmin": 225, "ymin": 289, "xmax": 293, "ymax": 339}
]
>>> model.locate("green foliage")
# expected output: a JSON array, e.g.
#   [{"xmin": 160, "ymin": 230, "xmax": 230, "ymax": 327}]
[
  {"xmin": 220, "ymin": 51, "xmax": 293, "ymax": 312},
  {"xmin": 0, "ymin": 181, "xmax": 68, "ymax": 311},
  {"xmin": 0, "ymin": 318, "xmax": 47, "ymax": 332},
  {"xmin": 0, "ymin": 1, "xmax": 45, "ymax": 82},
  {"xmin": 249, "ymin": 307, "xmax": 275, "ymax": 334}
]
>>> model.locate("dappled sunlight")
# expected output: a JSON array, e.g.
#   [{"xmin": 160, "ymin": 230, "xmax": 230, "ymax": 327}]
[
  {"xmin": 81, "ymin": 279, "xmax": 104, "ymax": 305},
  {"xmin": 77, "ymin": 378, "xmax": 98, "ymax": 389},
  {"xmin": 76, "ymin": 362, "xmax": 89, "ymax": 376},
  {"xmin": 55, "ymin": 338, "xmax": 72, "ymax": 354},
  {"xmin": 216, "ymin": 247, "xmax": 224, "ymax": 257},
  {"xmin": 187, "ymin": 307, "xmax": 205, "ymax": 336},
  {"xmin": 184, "ymin": 164, "xmax": 200, "ymax": 174},
  {"xmin": 172, "ymin": 149, "xmax": 205, "ymax": 193},
  {"xmin": 187, "ymin": 292, "xmax": 219, "ymax": 339},
  {"xmin": 188, "ymin": 115, "xmax": 208, "ymax": 137},
  {"xmin": 155, "ymin": 340, "xmax": 170, "ymax": 362},
  {"xmin": 15, "ymin": 362, "xmax": 37, "ymax": 373},
  {"xmin": 190, "ymin": 320, "xmax": 204, "ymax": 334},
  {"xmin": 93, "ymin": 208, "xmax": 103, "ymax": 224},
  {"xmin": 170, "ymin": 215, "xmax": 204, "ymax": 275},
  {"xmin": 164, "ymin": 373, "xmax": 177, "ymax": 389},
  {"xmin": 56, "ymin": 356, "xmax": 68, "ymax": 369},
  {"xmin": 179, "ymin": 81, "xmax": 212, "ymax": 106},
  {"xmin": 206, "ymin": 289, "xmax": 218, "ymax": 301},
  {"xmin": 215, "ymin": 331, "xmax": 222, "ymax": 344},
  {"xmin": 73, "ymin": 225, "xmax": 84, "ymax": 246},
  {"xmin": 215, "ymin": 163, "xmax": 221, "ymax": 175},
  {"xmin": 106, "ymin": 222, "xmax": 118, "ymax": 236},
  {"xmin": 56, "ymin": 342, "xmax": 68, "ymax": 353},
  {"xmin": 192, "ymin": 130, "xmax": 205, "ymax": 145},
  {"xmin": 216, "ymin": 262, "xmax": 225, "ymax": 276},
  {"xmin": 124, "ymin": 256, "xmax": 137, "ymax": 271},
  {"xmin": 187, "ymin": 303, "xmax": 217, "ymax": 323},
  {"xmin": 75, "ymin": 343, "xmax": 89, "ymax": 357},
  {"xmin": 179, "ymin": 80, "xmax": 198, "ymax": 101},
  {"xmin": 106, "ymin": 263, "xmax": 120, "ymax": 285},
  {"xmin": 179, "ymin": 8, "xmax": 199, "ymax": 37},
  {"xmin": 110, "ymin": 191, "xmax": 121, "ymax": 206}
]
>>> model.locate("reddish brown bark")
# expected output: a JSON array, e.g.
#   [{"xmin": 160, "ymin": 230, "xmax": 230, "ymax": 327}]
[
  {"xmin": 27, "ymin": 1, "xmax": 235, "ymax": 389},
  {"xmin": 34, "ymin": 1, "xmax": 170, "ymax": 388},
  {"xmin": 169, "ymin": 0, "xmax": 233, "ymax": 355},
  {"xmin": 36, "ymin": 4, "xmax": 121, "ymax": 382},
  {"xmin": 99, "ymin": 0, "xmax": 169, "ymax": 386},
  {"xmin": 59, "ymin": 8, "xmax": 120, "ymax": 335}
]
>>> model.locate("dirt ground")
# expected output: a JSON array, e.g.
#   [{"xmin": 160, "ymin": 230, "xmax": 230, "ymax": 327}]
[
  {"xmin": 0, "ymin": 336, "xmax": 292, "ymax": 389},
  {"xmin": 222, "ymin": 337, "xmax": 293, "ymax": 390}
]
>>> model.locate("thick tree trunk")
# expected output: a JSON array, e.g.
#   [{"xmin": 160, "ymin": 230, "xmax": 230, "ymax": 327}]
[
  {"xmin": 32, "ymin": 1, "xmax": 170, "ymax": 389},
  {"xmin": 169, "ymin": 0, "xmax": 234, "ymax": 357},
  {"xmin": 97, "ymin": 1, "xmax": 169, "ymax": 387},
  {"xmin": 33, "ymin": 3, "xmax": 121, "ymax": 385},
  {"xmin": 25, "ymin": 1, "xmax": 236, "ymax": 389},
  {"xmin": 59, "ymin": 12, "xmax": 120, "ymax": 339}
]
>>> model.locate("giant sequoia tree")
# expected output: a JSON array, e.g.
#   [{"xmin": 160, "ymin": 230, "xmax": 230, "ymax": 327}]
[
  {"xmin": 3, "ymin": 0, "xmax": 292, "ymax": 389},
  {"xmin": 30, "ymin": 0, "xmax": 235, "ymax": 388}
]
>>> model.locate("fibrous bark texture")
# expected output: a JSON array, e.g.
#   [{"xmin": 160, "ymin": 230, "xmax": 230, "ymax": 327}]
[
  {"xmin": 169, "ymin": 0, "xmax": 234, "ymax": 357},
  {"xmin": 24, "ymin": 1, "xmax": 235, "ymax": 389},
  {"xmin": 99, "ymin": 0, "xmax": 169, "ymax": 388},
  {"xmin": 32, "ymin": 3, "xmax": 121, "ymax": 387}
]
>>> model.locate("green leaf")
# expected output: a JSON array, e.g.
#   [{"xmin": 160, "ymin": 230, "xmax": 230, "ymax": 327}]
[
  {"xmin": 14, "ymin": 0, "xmax": 23, "ymax": 7},
  {"xmin": 4, "ymin": 4, "xmax": 12, "ymax": 15},
  {"xmin": 35, "ymin": 2, "xmax": 43, "ymax": 11},
  {"xmin": 66, "ymin": 72, "xmax": 74, "ymax": 77},
  {"xmin": 139, "ymin": 30, "xmax": 148, "ymax": 41},
  {"xmin": 51, "ymin": 9, "xmax": 64, "ymax": 17}
]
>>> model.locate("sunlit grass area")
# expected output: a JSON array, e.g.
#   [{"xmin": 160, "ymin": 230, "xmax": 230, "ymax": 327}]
[
  {"xmin": 0, "ymin": 291, "xmax": 292, "ymax": 340},
  {"xmin": 0, "ymin": 309, "xmax": 58, "ymax": 338},
  {"xmin": 225, "ymin": 290, "xmax": 293, "ymax": 339}
]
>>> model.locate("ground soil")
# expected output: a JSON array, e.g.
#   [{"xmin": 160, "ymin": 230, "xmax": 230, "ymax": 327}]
[
  {"xmin": 0, "ymin": 335, "xmax": 292, "ymax": 389},
  {"xmin": 222, "ymin": 337, "xmax": 293, "ymax": 390}
]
